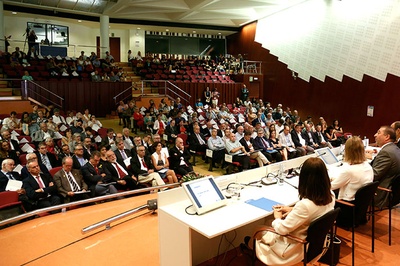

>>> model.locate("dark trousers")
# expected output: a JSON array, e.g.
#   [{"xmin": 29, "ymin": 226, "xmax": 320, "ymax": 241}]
[{"xmin": 232, "ymin": 154, "xmax": 250, "ymax": 170}]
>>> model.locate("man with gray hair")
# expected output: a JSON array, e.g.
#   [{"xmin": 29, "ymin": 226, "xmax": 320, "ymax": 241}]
[
  {"xmin": 20, "ymin": 152, "xmax": 50, "ymax": 179},
  {"xmin": 32, "ymin": 122, "xmax": 55, "ymax": 143}
]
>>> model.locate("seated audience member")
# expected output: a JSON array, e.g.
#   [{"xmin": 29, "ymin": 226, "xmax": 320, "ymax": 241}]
[
  {"xmin": 59, "ymin": 144, "xmax": 73, "ymax": 160},
  {"xmin": 2, "ymin": 111, "xmax": 20, "ymax": 130},
  {"xmin": 151, "ymin": 142, "xmax": 179, "ymax": 184},
  {"xmin": 69, "ymin": 133, "xmax": 82, "ymax": 153},
  {"xmin": 32, "ymin": 122, "xmax": 55, "ymax": 144},
  {"xmin": 0, "ymin": 159, "xmax": 31, "ymax": 211},
  {"xmin": 1, "ymin": 130, "xmax": 21, "ymax": 155},
  {"xmin": 130, "ymin": 145, "xmax": 166, "ymax": 188},
  {"xmin": 23, "ymin": 160, "xmax": 61, "ymax": 210},
  {"xmin": 71, "ymin": 144, "xmax": 88, "ymax": 170},
  {"xmin": 82, "ymin": 137, "xmax": 95, "ymax": 160},
  {"xmin": 390, "ymin": 121, "xmax": 400, "ymax": 148},
  {"xmin": 0, "ymin": 140, "xmax": 19, "ymax": 165},
  {"xmin": 251, "ymin": 157, "xmax": 334, "ymax": 265},
  {"xmin": 226, "ymin": 133, "xmax": 251, "ymax": 170},
  {"xmin": 132, "ymin": 107, "xmax": 144, "ymax": 134},
  {"xmin": 36, "ymin": 142, "xmax": 60, "ymax": 171},
  {"xmin": 20, "ymin": 153, "xmax": 51, "ymax": 180},
  {"xmin": 52, "ymin": 109, "xmax": 66, "ymax": 125},
  {"xmin": 101, "ymin": 128, "xmax": 116, "ymax": 147},
  {"xmin": 254, "ymin": 129, "xmax": 282, "ymax": 162},
  {"xmin": 103, "ymin": 150, "xmax": 139, "ymax": 190},
  {"xmin": 88, "ymin": 115, "xmax": 102, "ymax": 129},
  {"xmin": 367, "ymin": 126, "xmax": 400, "ymax": 208},
  {"xmin": 278, "ymin": 125, "xmax": 299, "ymax": 159},
  {"xmin": 291, "ymin": 123, "xmax": 314, "ymax": 156},
  {"xmin": 189, "ymin": 125, "xmax": 208, "ymax": 154},
  {"xmin": 165, "ymin": 119, "xmax": 179, "ymax": 142},
  {"xmin": 239, "ymin": 131, "xmax": 270, "ymax": 167},
  {"xmin": 81, "ymin": 151, "xmax": 118, "ymax": 198},
  {"xmin": 330, "ymin": 136, "xmax": 373, "ymax": 227},
  {"xmin": 301, "ymin": 123, "xmax": 320, "ymax": 150},
  {"xmin": 268, "ymin": 130, "xmax": 287, "ymax": 161},
  {"xmin": 46, "ymin": 117, "xmax": 57, "ymax": 131},
  {"xmin": 71, "ymin": 119, "xmax": 84, "ymax": 135},
  {"xmin": 325, "ymin": 126, "xmax": 341, "ymax": 147},
  {"xmin": 207, "ymin": 128, "xmax": 226, "ymax": 168},
  {"xmin": 153, "ymin": 114, "xmax": 166, "ymax": 136},
  {"xmin": 122, "ymin": 128, "xmax": 134, "ymax": 150},
  {"xmin": 53, "ymin": 157, "xmax": 90, "ymax": 202},
  {"xmin": 314, "ymin": 124, "xmax": 333, "ymax": 148},
  {"xmin": 169, "ymin": 137, "xmax": 193, "ymax": 176},
  {"xmin": 114, "ymin": 140, "xmax": 132, "ymax": 166}
]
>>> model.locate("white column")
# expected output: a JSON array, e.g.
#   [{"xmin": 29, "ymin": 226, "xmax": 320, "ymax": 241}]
[
  {"xmin": 100, "ymin": 15, "xmax": 109, "ymax": 58},
  {"xmin": 0, "ymin": 0, "xmax": 5, "ymax": 52}
]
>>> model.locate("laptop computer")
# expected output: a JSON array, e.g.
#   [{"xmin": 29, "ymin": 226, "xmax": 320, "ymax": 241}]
[{"xmin": 182, "ymin": 176, "xmax": 227, "ymax": 215}]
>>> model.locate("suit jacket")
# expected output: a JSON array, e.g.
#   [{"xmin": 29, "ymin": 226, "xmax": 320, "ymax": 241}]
[
  {"xmin": 130, "ymin": 154, "xmax": 155, "ymax": 177},
  {"xmin": 32, "ymin": 129, "xmax": 55, "ymax": 142},
  {"xmin": 169, "ymin": 146, "xmax": 192, "ymax": 171},
  {"xmin": 115, "ymin": 148, "xmax": 132, "ymax": 166},
  {"xmin": 372, "ymin": 142, "xmax": 400, "ymax": 208},
  {"xmin": 165, "ymin": 124, "xmax": 178, "ymax": 141},
  {"xmin": 23, "ymin": 173, "xmax": 58, "ymax": 201},
  {"xmin": 315, "ymin": 131, "xmax": 328, "ymax": 145},
  {"xmin": 0, "ymin": 171, "xmax": 22, "ymax": 192},
  {"xmin": 83, "ymin": 145, "xmax": 96, "ymax": 160},
  {"xmin": 188, "ymin": 132, "xmax": 207, "ymax": 151},
  {"xmin": 53, "ymin": 168, "xmax": 88, "ymax": 197},
  {"xmin": 290, "ymin": 131, "xmax": 303, "ymax": 147},
  {"xmin": 102, "ymin": 161, "xmax": 132, "ymax": 182},
  {"xmin": 36, "ymin": 151, "xmax": 60, "ymax": 168},
  {"xmin": 72, "ymin": 155, "xmax": 87, "ymax": 170},
  {"xmin": 20, "ymin": 163, "xmax": 50, "ymax": 180},
  {"xmin": 253, "ymin": 136, "xmax": 274, "ymax": 152},
  {"xmin": 101, "ymin": 136, "xmax": 115, "ymax": 147},
  {"xmin": 239, "ymin": 137, "xmax": 255, "ymax": 152},
  {"xmin": 8, "ymin": 139, "xmax": 21, "ymax": 153},
  {"xmin": 301, "ymin": 131, "xmax": 318, "ymax": 146},
  {"xmin": 81, "ymin": 162, "xmax": 112, "ymax": 196}
]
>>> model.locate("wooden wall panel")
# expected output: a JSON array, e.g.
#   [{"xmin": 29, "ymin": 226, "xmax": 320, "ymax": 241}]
[{"xmin": 227, "ymin": 22, "xmax": 400, "ymax": 139}]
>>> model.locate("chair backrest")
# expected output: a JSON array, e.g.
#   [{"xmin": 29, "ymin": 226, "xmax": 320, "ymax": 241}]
[
  {"xmin": 354, "ymin": 181, "xmax": 380, "ymax": 226},
  {"xmin": 390, "ymin": 175, "xmax": 400, "ymax": 207},
  {"xmin": 305, "ymin": 208, "xmax": 340, "ymax": 262},
  {"xmin": 49, "ymin": 166, "xmax": 63, "ymax": 177},
  {"xmin": 0, "ymin": 191, "xmax": 20, "ymax": 209}
]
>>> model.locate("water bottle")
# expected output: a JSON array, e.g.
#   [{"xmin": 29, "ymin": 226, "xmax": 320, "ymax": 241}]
[{"xmin": 278, "ymin": 163, "xmax": 284, "ymax": 186}]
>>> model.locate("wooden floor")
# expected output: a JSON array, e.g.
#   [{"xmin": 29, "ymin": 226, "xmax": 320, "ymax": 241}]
[{"xmin": 0, "ymin": 118, "xmax": 398, "ymax": 265}]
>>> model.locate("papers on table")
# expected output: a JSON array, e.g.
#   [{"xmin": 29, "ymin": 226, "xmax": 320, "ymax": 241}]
[{"xmin": 6, "ymin": 180, "xmax": 23, "ymax": 191}]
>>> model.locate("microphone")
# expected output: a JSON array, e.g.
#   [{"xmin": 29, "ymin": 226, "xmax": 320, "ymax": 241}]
[{"xmin": 316, "ymin": 152, "xmax": 327, "ymax": 157}]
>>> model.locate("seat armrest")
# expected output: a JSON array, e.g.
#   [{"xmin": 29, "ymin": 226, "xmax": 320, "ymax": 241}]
[
  {"xmin": 335, "ymin": 199, "xmax": 355, "ymax": 207},
  {"xmin": 377, "ymin": 186, "xmax": 392, "ymax": 193}
]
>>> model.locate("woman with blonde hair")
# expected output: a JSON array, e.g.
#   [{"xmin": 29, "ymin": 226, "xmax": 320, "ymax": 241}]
[{"xmin": 330, "ymin": 136, "xmax": 373, "ymax": 201}]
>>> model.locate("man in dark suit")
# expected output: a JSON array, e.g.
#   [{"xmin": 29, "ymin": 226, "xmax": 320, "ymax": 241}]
[
  {"xmin": 253, "ymin": 129, "xmax": 282, "ymax": 162},
  {"xmin": 169, "ymin": 137, "xmax": 193, "ymax": 176},
  {"xmin": 36, "ymin": 142, "xmax": 61, "ymax": 171},
  {"xmin": 20, "ymin": 153, "xmax": 51, "ymax": 180},
  {"xmin": 59, "ymin": 144, "xmax": 73, "ymax": 160},
  {"xmin": 165, "ymin": 120, "xmax": 178, "ymax": 142},
  {"xmin": 71, "ymin": 144, "xmax": 88, "ymax": 170},
  {"xmin": 239, "ymin": 131, "xmax": 270, "ymax": 167},
  {"xmin": 115, "ymin": 140, "xmax": 132, "ymax": 166},
  {"xmin": 189, "ymin": 125, "xmax": 208, "ymax": 154},
  {"xmin": 0, "ymin": 159, "xmax": 31, "ymax": 211},
  {"xmin": 301, "ymin": 124, "xmax": 320, "ymax": 150},
  {"xmin": 53, "ymin": 157, "xmax": 89, "ymax": 202},
  {"xmin": 82, "ymin": 137, "xmax": 96, "ymax": 160},
  {"xmin": 130, "ymin": 145, "xmax": 165, "ymax": 187},
  {"xmin": 101, "ymin": 128, "xmax": 116, "ymax": 147},
  {"xmin": 102, "ymin": 150, "xmax": 139, "ymax": 191},
  {"xmin": 369, "ymin": 126, "xmax": 400, "ymax": 208},
  {"xmin": 315, "ymin": 124, "xmax": 332, "ymax": 148},
  {"xmin": 22, "ymin": 160, "xmax": 61, "ymax": 210},
  {"xmin": 81, "ymin": 151, "xmax": 117, "ymax": 197},
  {"xmin": 291, "ymin": 123, "xmax": 313, "ymax": 156}
]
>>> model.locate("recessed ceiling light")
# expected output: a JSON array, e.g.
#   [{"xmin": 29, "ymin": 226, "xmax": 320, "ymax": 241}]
[
  {"xmin": 78, "ymin": 20, "xmax": 82, "ymax": 23},
  {"xmin": 218, "ymin": 32, "xmax": 221, "ymax": 35},
  {"xmin": 12, "ymin": 12, "xmax": 17, "ymax": 15},
  {"xmin": 166, "ymin": 29, "xmax": 169, "ymax": 32},
  {"xmin": 193, "ymin": 30, "xmax": 196, "ymax": 33},
  {"xmin": 137, "ymin": 27, "xmax": 141, "ymax": 30}
]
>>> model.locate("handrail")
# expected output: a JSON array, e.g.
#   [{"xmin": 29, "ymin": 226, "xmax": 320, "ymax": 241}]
[
  {"xmin": 81, "ymin": 199, "xmax": 157, "ymax": 234},
  {"xmin": 0, "ymin": 183, "xmax": 178, "ymax": 228},
  {"xmin": 21, "ymin": 80, "xmax": 64, "ymax": 108},
  {"xmin": 113, "ymin": 84, "xmax": 133, "ymax": 105}
]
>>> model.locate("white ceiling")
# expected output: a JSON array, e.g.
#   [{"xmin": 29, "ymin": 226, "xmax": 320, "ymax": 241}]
[{"xmin": 4, "ymin": 0, "xmax": 309, "ymax": 34}]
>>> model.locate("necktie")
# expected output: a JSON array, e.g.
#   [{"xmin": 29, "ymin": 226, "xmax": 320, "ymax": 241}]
[
  {"xmin": 262, "ymin": 138, "xmax": 269, "ymax": 149},
  {"xmin": 113, "ymin": 163, "xmax": 126, "ymax": 179},
  {"xmin": 67, "ymin": 173, "xmax": 79, "ymax": 192},
  {"xmin": 142, "ymin": 158, "xmax": 148, "ymax": 169},
  {"xmin": 7, "ymin": 173, "xmax": 15, "ymax": 180},
  {"xmin": 36, "ymin": 176, "xmax": 45, "ymax": 189},
  {"xmin": 94, "ymin": 166, "xmax": 99, "ymax": 175},
  {"xmin": 197, "ymin": 133, "xmax": 205, "ymax": 145},
  {"xmin": 121, "ymin": 150, "xmax": 127, "ymax": 160},
  {"xmin": 318, "ymin": 133, "xmax": 322, "ymax": 142},
  {"xmin": 42, "ymin": 154, "xmax": 52, "ymax": 170}
]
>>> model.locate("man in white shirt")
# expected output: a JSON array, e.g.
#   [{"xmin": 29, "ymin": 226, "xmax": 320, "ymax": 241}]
[
  {"xmin": 225, "ymin": 133, "xmax": 250, "ymax": 170},
  {"xmin": 207, "ymin": 129, "xmax": 226, "ymax": 168},
  {"xmin": 52, "ymin": 108, "xmax": 67, "ymax": 125},
  {"xmin": 279, "ymin": 125, "xmax": 299, "ymax": 159}
]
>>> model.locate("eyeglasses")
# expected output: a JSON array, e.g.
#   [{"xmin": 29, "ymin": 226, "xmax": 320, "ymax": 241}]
[{"xmin": 138, "ymin": 149, "xmax": 145, "ymax": 152}]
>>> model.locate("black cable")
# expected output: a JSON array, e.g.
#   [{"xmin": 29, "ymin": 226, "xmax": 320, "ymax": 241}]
[
  {"xmin": 184, "ymin": 204, "xmax": 197, "ymax": 215},
  {"xmin": 220, "ymin": 230, "xmax": 237, "ymax": 265},
  {"xmin": 214, "ymin": 234, "xmax": 225, "ymax": 266}
]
